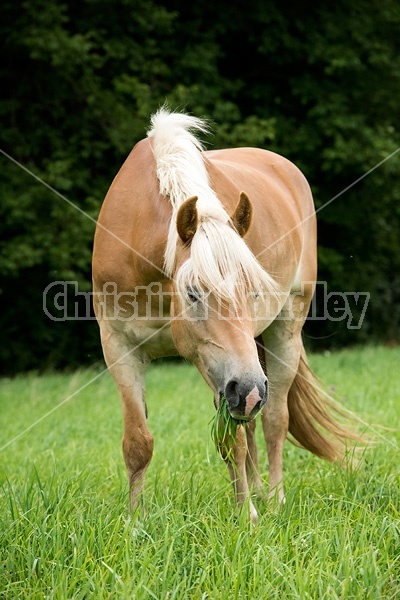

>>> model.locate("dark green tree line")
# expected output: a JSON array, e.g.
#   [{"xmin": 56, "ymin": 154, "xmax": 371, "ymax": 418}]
[{"xmin": 1, "ymin": 0, "xmax": 399, "ymax": 373}]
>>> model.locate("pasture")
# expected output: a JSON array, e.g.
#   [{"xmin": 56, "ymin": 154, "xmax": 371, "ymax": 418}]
[{"xmin": 1, "ymin": 346, "xmax": 399, "ymax": 599}]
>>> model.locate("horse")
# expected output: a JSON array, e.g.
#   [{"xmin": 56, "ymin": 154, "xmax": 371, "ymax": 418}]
[{"xmin": 92, "ymin": 108, "xmax": 361, "ymax": 523}]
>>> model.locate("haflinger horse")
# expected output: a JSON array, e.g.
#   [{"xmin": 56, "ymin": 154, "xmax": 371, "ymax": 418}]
[{"xmin": 92, "ymin": 109, "xmax": 361, "ymax": 523}]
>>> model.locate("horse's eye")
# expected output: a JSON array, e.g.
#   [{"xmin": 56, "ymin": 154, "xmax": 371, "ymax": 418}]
[{"xmin": 187, "ymin": 288, "xmax": 200, "ymax": 303}]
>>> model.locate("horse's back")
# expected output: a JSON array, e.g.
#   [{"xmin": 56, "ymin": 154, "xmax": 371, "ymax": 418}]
[
  {"xmin": 205, "ymin": 147, "xmax": 314, "ymax": 221},
  {"xmin": 205, "ymin": 147, "xmax": 317, "ymax": 286}
]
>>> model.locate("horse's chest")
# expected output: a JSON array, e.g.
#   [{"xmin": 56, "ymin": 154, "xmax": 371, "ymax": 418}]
[{"xmin": 123, "ymin": 319, "xmax": 178, "ymax": 359}]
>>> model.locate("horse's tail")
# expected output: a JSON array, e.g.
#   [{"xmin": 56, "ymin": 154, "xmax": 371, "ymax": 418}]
[{"xmin": 287, "ymin": 346, "xmax": 364, "ymax": 462}]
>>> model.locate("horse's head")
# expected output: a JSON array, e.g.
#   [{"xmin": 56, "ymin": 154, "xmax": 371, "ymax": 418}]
[{"xmin": 169, "ymin": 192, "xmax": 270, "ymax": 421}]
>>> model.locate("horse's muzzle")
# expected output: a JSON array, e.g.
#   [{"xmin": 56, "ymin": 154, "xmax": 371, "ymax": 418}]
[{"xmin": 224, "ymin": 377, "xmax": 268, "ymax": 421}]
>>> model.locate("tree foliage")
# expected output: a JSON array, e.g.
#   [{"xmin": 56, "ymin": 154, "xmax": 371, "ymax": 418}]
[{"xmin": 1, "ymin": 0, "xmax": 399, "ymax": 373}]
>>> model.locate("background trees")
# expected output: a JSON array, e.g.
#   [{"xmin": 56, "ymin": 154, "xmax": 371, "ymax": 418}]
[{"xmin": 1, "ymin": 0, "xmax": 399, "ymax": 373}]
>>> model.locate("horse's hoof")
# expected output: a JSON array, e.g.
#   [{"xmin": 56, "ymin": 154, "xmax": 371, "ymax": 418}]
[{"xmin": 250, "ymin": 502, "xmax": 259, "ymax": 524}]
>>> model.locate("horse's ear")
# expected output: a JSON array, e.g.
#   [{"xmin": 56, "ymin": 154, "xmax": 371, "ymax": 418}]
[
  {"xmin": 176, "ymin": 196, "xmax": 198, "ymax": 244},
  {"xmin": 231, "ymin": 192, "xmax": 253, "ymax": 237}
]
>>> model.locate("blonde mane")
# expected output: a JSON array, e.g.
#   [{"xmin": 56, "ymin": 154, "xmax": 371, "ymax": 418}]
[{"xmin": 147, "ymin": 108, "xmax": 279, "ymax": 306}]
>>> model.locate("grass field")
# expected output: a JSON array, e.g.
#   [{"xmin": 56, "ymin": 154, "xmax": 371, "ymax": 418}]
[{"xmin": 1, "ymin": 346, "xmax": 399, "ymax": 599}]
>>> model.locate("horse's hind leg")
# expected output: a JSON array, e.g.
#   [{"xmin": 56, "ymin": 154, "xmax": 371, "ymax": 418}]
[{"xmin": 99, "ymin": 323, "xmax": 153, "ymax": 510}]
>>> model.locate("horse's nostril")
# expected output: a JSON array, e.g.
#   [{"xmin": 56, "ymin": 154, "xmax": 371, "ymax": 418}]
[{"xmin": 225, "ymin": 379, "xmax": 239, "ymax": 408}]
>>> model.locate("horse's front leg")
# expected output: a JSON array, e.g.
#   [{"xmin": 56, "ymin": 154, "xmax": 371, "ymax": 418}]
[
  {"xmin": 99, "ymin": 323, "xmax": 153, "ymax": 511},
  {"xmin": 260, "ymin": 297, "xmax": 307, "ymax": 503},
  {"xmin": 219, "ymin": 425, "xmax": 258, "ymax": 523},
  {"xmin": 245, "ymin": 418, "xmax": 264, "ymax": 497},
  {"xmin": 121, "ymin": 387, "xmax": 154, "ymax": 510}
]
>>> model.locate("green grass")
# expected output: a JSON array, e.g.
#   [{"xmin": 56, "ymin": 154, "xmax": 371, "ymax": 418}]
[
  {"xmin": 210, "ymin": 395, "xmax": 245, "ymax": 458},
  {"xmin": 1, "ymin": 346, "xmax": 399, "ymax": 599}
]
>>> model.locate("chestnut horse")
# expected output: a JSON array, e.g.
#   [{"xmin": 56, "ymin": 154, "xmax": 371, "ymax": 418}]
[{"xmin": 92, "ymin": 109, "xmax": 359, "ymax": 522}]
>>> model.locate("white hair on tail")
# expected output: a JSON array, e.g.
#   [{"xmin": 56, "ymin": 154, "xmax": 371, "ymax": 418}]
[{"xmin": 147, "ymin": 107, "xmax": 279, "ymax": 307}]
